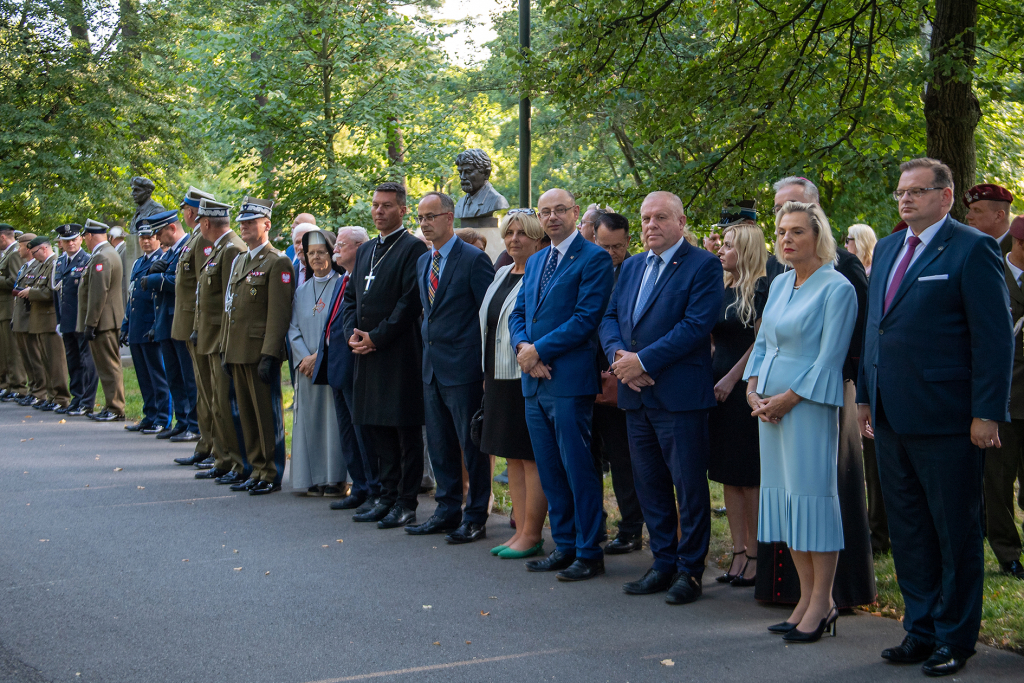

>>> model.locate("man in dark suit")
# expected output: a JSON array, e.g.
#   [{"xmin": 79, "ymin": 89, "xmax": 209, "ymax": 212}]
[
  {"xmin": 857, "ymin": 157, "xmax": 1013, "ymax": 676},
  {"xmin": 963, "ymin": 183, "xmax": 1013, "ymax": 256},
  {"xmin": 403, "ymin": 192, "xmax": 494, "ymax": 543},
  {"xmin": 313, "ymin": 226, "xmax": 379, "ymax": 513},
  {"xmin": 140, "ymin": 211, "xmax": 200, "ymax": 442},
  {"xmin": 342, "ymin": 183, "xmax": 429, "ymax": 529},
  {"xmin": 52, "ymin": 225, "xmax": 97, "ymax": 415},
  {"xmin": 509, "ymin": 188, "xmax": 614, "ymax": 581},
  {"xmin": 984, "ymin": 214, "xmax": 1024, "ymax": 580},
  {"xmin": 599, "ymin": 191, "xmax": 723, "ymax": 602}
]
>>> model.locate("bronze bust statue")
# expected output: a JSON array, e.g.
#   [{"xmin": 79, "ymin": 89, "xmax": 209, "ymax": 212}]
[
  {"xmin": 128, "ymin": 176, "xmax": 166, "ymax": 234},
  {"xmin": 453, "ymin": 149, "xmax": 509, "ymax": 230}
]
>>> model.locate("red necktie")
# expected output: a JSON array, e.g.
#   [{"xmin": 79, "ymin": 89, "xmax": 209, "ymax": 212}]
[
  {"xmin": 428, "ymin": 251, "xmax": 441, "ymax": 304},
  {"xmin": 884, "ymin": 234, "xmax": 921, "ymax": 313},
  {"xmin": 325, "ymin": 274, "xmax": 347, "ymax": 342}
]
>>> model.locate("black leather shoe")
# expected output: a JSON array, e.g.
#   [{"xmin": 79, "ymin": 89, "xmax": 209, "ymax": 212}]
[
  {"xmin": 193, "ymin": 456, "xmax": 215, "ymax": 470},
  {"xmin": 556, "ymin": 557, "xmax": 605, "ymax": 581},
  {"xmin": 230, "ymin": 478, "xmax": 260, "ymax": 492},
  {"xmin": 526, "ymin": 549, "xmax": 576, "ymax": 572},
  {"xmin": 32, "ymin": 400, "xmax": 51, "ymax": 410},
  {"xmin": 215, "ymin": 471, "xmax": 246, "ymax": 485},
  {"xmin": 124, "ymin": 421, "xmax": 151, "ymax": 432},
  {"xmin": 249, "ymin": 481, "xmax": 281, "ymax": 495},
  {"xmin": 881, "ymin": 635, "xmax": 934, "ymax": 663},
  {"xmin": 54, "ymin": 405, "xmax": 71, "ymax": 414},
  {"xmin": 405, "ymin": 514, "xmax": 461, "ymax": 535},
  {"xmin": 605, "ymin": 531, "xmax": 642, "ymax": 554},
  {"xmin": 195, "ymin": 467, "xmax": 230, "ymax": 480},
  {"xmin": 142, "ymin": 424, "xmax": 166, "ymax": 435},
  {"xmin": 173, "ymin": 451, "xmax": 209, "ymax": 466},
  {"xmin": 41, "ymin": 402, "xmax": 60, "ymax": 411},
  {"xmin": 330, "ymin": 492, "xmax": 367, "ymax": 510},
  {"xmin": 157, "ymin": 423, "xmax": 187, "ymax": 440},
  {"xmin": 665, "ymin": 571, "xmax": 702, "ymax": 605},
  {"xmin": 22, "ymin": 397, "xmax": 43, "ymax": 407},
  {"xmin": 622, "ymin": 568, "xmax": 675, "ymax": 594},
  {"xmin": 170, "ymin": 431, "xmax": 201, "ymax": 443},
  {"xmin": 92, "ymin": 410, "xmax": 125, "ymax": 422},
  {"xmin": 353, "ymin": 502, "xmax": 391, "ymax": 523},
  {"xmin": 446, "ymin": 522, "xmax": 486, "ymax": 544},
  {"xmin": 1, "ymin": 392, "xmax": 23, "ymax": 402},
  {"xmin": 921, "ymin": 645, "xmax": 970, "ymax": 677},
  {"xmin": 378, "ymin": 505, "xmax": 416, "ymax": 529},
  {"xmin": 353, "ymin": 497, "xmax": 379, "ymax": 515},
  {"xmin": 1001, "ymin": 558, "xmax": 1024, "ymax": 579},
  {"xmin": 67, "ymin": 406, "xmax": 92, "ymax": 416}
]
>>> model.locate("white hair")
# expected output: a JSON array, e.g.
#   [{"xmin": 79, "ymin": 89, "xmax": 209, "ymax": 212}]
[
  {"xmin": 338, "ymin": 226, "xmax": 369, "ymax": 244},
  {"xmin": 773, "ymin": 176, "xmax": 820, "ymax": 203}
]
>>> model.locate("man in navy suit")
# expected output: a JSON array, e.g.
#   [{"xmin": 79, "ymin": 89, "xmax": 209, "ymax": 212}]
[
  {"xmin": 857, "ymin": 157, "xmax": 1013, "ymax": 677},
  {"xmin": 53, "ymin": 224, "xmax": 97, "ymax": 416},
  {"xmin": 404, "ymin": 192, "xmax": 495, "ymax": 543},
  {"xmin": 313, "ymin": 226, "xmax": 380, "ymax": 513},
  {"xmin": 139, "ymin": 211, "xmax": 200, "ymax": 442},
  {"xmin": 509, "ymin": 188, "xmax": 614, "ymax": 581},
  {"xmin": 599, "ymin": 191, "xmax": 724, "ymax": 603}
]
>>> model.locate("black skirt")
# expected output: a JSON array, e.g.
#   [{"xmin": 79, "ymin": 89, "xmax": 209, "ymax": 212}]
[{"xmin": 480, "ymin": 378, "xmax": 534, "ymax": 461}]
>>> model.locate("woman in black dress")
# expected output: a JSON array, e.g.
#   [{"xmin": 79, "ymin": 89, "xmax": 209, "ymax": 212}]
[
  {"xmin": 479, "ymin": 210, "xmax": 549, "ymax": 559},
  {"xmin": 708, "ymin": 222, "xmax": 768, "ymax": 586}
]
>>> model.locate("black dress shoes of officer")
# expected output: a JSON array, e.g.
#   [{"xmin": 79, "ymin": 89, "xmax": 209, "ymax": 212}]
[
  {"xmin": 526, "ymin": 549, "xmax": 576, "ymax": 572},
  {"xmin": 249, "ymin": 481, "xmax": 280, "ymax": 495},
  {"xmin": 622, "ymin": 568, "xmax": 676, "ymax": 594},
  {"xmin": 173, "ymin": 451, "xmax": 209, "ymax": 466},
  {"xmin": 352, "ymin": 497, "xmax": 379, "ymax": 515},
  {"xmin": 157, "ymin": 423, "xmax": 187, "ymax": 440},
  {"xmin": 67, "ymin": 406, "xmax": 92, "ymax": 416},
  {"xmin": 124, "ymin": 421, "xmax": 151, "ymax": 432},
  {"xmin": 446, "ymin": 522, "xmax": 486, "ymax": 544},
  {"xmin": 378, "ymin": 505, "xmax": 416, "ymax": 529},
  {"xmin": 405, "ymin": 514, "xmax": 461, "ymax": 535},
  {"xmin": 215, "ymin": 471, "xmax": 246, "ymax": 485},
  {"xmin": 141, "ymin": 424, "xmax": 165, "ymax": 435},
  {"xmin": 1, "ymin": 391, "xmax": 22, "ymax": 402},
  {"xmin": 41, "ymin": 402, "xmax": 60, "ymax": 411},
  {"xmin": 330, "ymin": 492, "xmax": 367, "ymax": 510},
  {"xmin": 170, "ymin": 431, "xmax": 201, "ymax": 443},
  {"xmin": 881, "ymin": 634, "xmax": 934, "ymax": 663},
  {"xmin": 91, "ymin": 410, "xmax": 125, "ymax": 422},
  {"xmin": 20, "ymin": 397, "xmax": 43, "ymax": 407},
  {"xmin": 31, "ymin": 399, "xmax": 49, "ymax": 410},
  {"xmin": 353, "ymin": 501, "xmax": 391, "ymax": 522},
  {"xmin": 921, "ymin": 645, "xmax": 970, "ymax": 677},
  {"xmin": 1002, "ymin": 558, "xmax": 1024, "ymax": 579},
  {"xmin": 665, "ymin": 571, "xmax": 702, "ymax": 605},
  {"xmin": 230, "ymin": 478, "xmax": 260, "ymax": 492},
  {"xmin": 54, "ymin": 404, "xmax": 72, "ymax": 414},
  {"xmin": 194, "ymin": 456, "xmax": 215, "ymax": 469},
  {"xmin": 196, "ymin": 467, "xmax": 229, "ymax": 480},
  {"xmin": 604, "ymin": 531, "xmax": 642, "ymax": 555},
  {"xmin": 556, "ymin": 557, "xmax": 605, "ymax": 582}
]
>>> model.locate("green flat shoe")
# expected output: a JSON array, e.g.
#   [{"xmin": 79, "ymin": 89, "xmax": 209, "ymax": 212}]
[
  {"xmin": 490, "ymin": 545, "xmax": 508, "ymax": 556},
  {"xmin": 498, "ymin": 541, "xmax": 545, "ymax": 559}
]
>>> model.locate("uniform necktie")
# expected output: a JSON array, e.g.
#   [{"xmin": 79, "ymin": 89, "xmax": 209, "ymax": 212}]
[
  {"xmin": 428, "ymin": 251, "xmax": 441, "ymax": 304},
  {"xmin": 884, "ymin": 234, "xmax": 921, "ymax": 313},
  {"xmin": 325, "ymin": 274, "xmax": 347, "ymax": 343},
  {"xmin": 633, "ymin": 252, "xmax": 663, "ymax": 325},
  {"xmin": 539, "ymin": 248, "xmax": 559, "ymax": 294}
]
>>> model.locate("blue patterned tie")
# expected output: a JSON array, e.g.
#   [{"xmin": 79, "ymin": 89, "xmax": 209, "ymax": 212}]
[
  {"xmin": 538, "ymin": 248, "xmax": 559, "ymax": 294},
  {"xmin": 633, "ymin": 252, "xmax": 663, "ymax": 325}
]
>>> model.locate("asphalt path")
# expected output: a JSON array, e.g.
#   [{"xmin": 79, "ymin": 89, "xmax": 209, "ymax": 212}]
[{"xmin": 1, "ymin": 405, "xmax": 1021, "ymax": 683}]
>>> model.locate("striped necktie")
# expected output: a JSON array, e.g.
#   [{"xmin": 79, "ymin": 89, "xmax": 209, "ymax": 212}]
[
  {"xmin": 633, "ymin": 252, "xmax": 663, "ymax": 325},
  {"xmin": 428, "ymin": 251, "xmax": 441, "ymax": 304}
]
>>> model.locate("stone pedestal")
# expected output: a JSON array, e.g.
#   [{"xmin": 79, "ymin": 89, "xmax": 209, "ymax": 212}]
[{"xmin": 458, "ymin": 215, "xmax": 503, "ymax": 263}]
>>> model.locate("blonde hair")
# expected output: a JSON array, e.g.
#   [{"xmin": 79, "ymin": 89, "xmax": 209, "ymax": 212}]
[
  {"xmin": 846, "ymin": 223, "xmax": 877, "ymax": 268},
  {"xmin": 775, "ymin": 201, "xmax": 837, "ymax": 267},
  {"xmin": 722, "ymin": 224, "xmax": 768, "ymax": 326},
  {"xmin": 500, "ymin": 211, "xmax": 544, "ymax": 241}
]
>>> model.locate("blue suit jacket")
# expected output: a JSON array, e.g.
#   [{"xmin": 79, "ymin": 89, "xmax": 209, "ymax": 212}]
[
  {"xmin": 599, "ymin": 238, "xmax": 724, "ymax": 411},
  {"xmin": 418, "ymin": 237, "xmax": 494, "ymax": 386},
  {"xmin": 55, "ymin": 249, "xmax": 90, "ymax": 334},
  {"xmin": 141, "ymin": 237, "xmax": 186, "ymax": 342},
  {"xmin": 121, "ymin": 252, "xmax": 161, "ymax": 343},
  {"xmin": 509, "ymin": 233, "xmax": 613, "ymax": 397},
  {"xmin": 312, "ymin": 273, "xmax": 352, "ymax": 390},
  {"xmin": 856, "ymin": 216, "xmax": 1013, "ymax": 434}
]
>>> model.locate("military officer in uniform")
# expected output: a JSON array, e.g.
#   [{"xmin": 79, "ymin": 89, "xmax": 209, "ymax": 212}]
[
  {"xmin": 53, "ymin": 224, "xmax": 98, "ymax": 415},
  {"xmin": 78, "ymin": 220, "xmax": 126, "ymax": 422},
  {"xmin": 11, "ymin": 233, "xmax": 44, "ymax": 406},
  {"xmin": 18, "ymin": 236, "xmax": 72, "ymax": 410},
  {"xmin": 963, "ymin": 183, "xmax": 1013, "ymax": 255},
  {"xmin": 192, "ymin": 198, "xmax": 249, "ymax": 484},
  {"xmin": 0, "ymin": 224, "xmax": 29, "ymax": 401},
  {"xmin": 224, "ymin": 197, "xmax": 294, "ymax": 495},
  {"xmin": 121, "ymin": 225, "xmax": 169, "ymax": 433}
]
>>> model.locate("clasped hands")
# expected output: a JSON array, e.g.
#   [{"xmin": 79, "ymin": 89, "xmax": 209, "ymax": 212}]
[
  {"xmin": 348, "ymin": 328, "xmax": 376, "ymax": 355},
  {"xmin": 747, "ymin": 383, "xmax": 801, "ymax": 424},
  {"xmin": 611, "ymin": 350, "xmax": 654, "ymax": 392},
  {"xmin": 516, "ymin": 343, "xmax": 551, "ymax": 379},
  {"xmin": 297, "ymin": 353, "xmax": 317, "ymax": 379}
]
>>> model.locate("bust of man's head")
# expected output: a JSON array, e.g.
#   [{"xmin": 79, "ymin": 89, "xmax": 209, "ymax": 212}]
[
  {"xmin": 131, "ymin": 176, "xmax": 156, "ymax": 206},
  {"xmin": 456, "ymin": 149, "xmax": 493, "ymax": 195}
]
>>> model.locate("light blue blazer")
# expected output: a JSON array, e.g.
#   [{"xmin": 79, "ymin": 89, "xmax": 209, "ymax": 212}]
[{"xmin": 743, "ymin": 263, "xmax": 857, "ymax": 406}]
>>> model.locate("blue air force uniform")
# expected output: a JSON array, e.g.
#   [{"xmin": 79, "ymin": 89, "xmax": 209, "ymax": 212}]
[{"xmin": 122, "ymin": 232, "xmax": 170, "ymax": 430}]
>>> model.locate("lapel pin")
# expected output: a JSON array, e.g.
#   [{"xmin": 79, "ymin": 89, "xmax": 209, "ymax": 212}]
[{"xmin": 937, "ymin": 246, "xmax": 945, "ymax": 251}]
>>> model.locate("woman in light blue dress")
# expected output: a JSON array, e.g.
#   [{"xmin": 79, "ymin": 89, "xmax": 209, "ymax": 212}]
[{"xmin": 743, "ymin": 201, "xmax": 857, "ymax": 643}]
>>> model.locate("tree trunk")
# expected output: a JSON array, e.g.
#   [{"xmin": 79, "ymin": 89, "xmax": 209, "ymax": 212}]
[
  {"xmin": 387, "ymin": 116, "xmax": 406, "ymax": 187},
  {"xmin": 63, "ymin": 0, "xmax": 92, "ymax": 52},
  {"xmin": 119, "ymin": 0, "xmax": 139, "ymax": 42},
  {"xmin": 251, "ymin": 50, "xmax": 275, "ymax": 195},
  {"xmin": 924, "ymin": 0, "xmax": 979, "ymax": 221}
]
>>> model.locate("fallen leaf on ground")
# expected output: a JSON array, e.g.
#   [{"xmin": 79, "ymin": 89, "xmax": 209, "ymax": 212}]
[
  {"xmin": 233, "ymin": 549, "xmax": 238, "ymax": 553},
  {"xmin": 113, "ymin": 467, "xmax": 123, "ymax": 472},
  {"xmin": 480, "ymin": 611, "xmax": 489, "ymax": 616},
  {"xmin": 489, "ymin": 596, "xmax": 497, "ymax": 599},
  {"xmin": 465, "ymin": 641, "xmax": 471, "ymax": 645},
  {"xmin": 182, "ymin": 559, "xmax": 189, "ymax": 562},
  {"xmin": 58, "ymin": 419, "xmax": 66, "ymax": 424},
  {"xmin": 20, "ymin": 439, "xmax": 26, "ymax": 442},
  {"xmin": 336, "ymin": 539, "xmax": 343, "ymax": 543},
  {"xmin": 322, "ymin": 545, "xmax": 328, "ymax": 548},
  {"xmin": 422, "ymin": 605, "xmax": 432, "ymax": 609},
  {"xmin": 137, "ymin": 486, "xmax": 144, "ymax": 489},
  {"xmin": 234, "ymin": 567, "xmax": 242, "ymax": 571},
  {"xmin": 432, "ymin": 641, "xmax": 440, "ymax": 646},
  {"xmin": 28, "ymin": 437, "xmax": 32, "ymax": 440},
  {"xmin": 265, "ymin": 571, "xmax": 270, "ymax": 575},
  {"xmin": 84, "ymin": 484, "xmax": 89, "ymax": 487},
  {"xmin": 39, "ymin": 539, "xmax": 48, "ymax": 542},
  {"xmin": 661, "ymin": 659, "xmax": 675, "ymax": 667}
]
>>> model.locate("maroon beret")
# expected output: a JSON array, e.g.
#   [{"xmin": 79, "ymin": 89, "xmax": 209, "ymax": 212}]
[
  {"xmin": 893, "ymin": 220, "xmax": 908, "ymax": 233},
  {"xmin": 963, "ymin": 183, "xmax": 1014, "ymax": 207},
  {"xmin": 1010, "ymin": 215, "xmax": 1024, "ymax": 241}
]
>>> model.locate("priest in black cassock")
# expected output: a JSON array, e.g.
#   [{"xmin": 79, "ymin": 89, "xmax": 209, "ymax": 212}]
[{"xmin": 342, "ymin": 182, "xmax": 429, "ymax": 529}]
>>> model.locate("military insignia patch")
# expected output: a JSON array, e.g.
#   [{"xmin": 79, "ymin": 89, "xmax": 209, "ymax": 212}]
[
  {"xmin": 281, "ymin": 273, "xmax": 291, "ymax": 284},
  {"xmin": 204, "ymin": 247, "xmax": 213, "ymax": 256},
  {"xmin": 95, "ymin": 264, "xmax": 103, "ymax": 272}
]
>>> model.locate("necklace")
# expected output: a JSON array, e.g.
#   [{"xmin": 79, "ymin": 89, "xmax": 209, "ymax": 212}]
[
  {"xmin": 364, "ymin": 230, "xmax": 405, "ymax": 293},
  {"xmin": 312, "ymin": 273, "xmax": 335, "ymax": 315}
]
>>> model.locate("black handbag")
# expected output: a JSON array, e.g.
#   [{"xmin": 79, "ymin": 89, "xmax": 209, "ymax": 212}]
[{"xmin": 470, "ymin": 395, "xmax": 485, "ymax": 448}]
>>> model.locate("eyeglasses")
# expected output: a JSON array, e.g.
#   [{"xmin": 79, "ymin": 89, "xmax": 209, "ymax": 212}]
[
  {"xmin": 844, "ymin": 236, "xmax": 857, "ymax": 243},
  {"xmin": 416, "ymin": 212, "xmax": 452, "ymax": 223},
  {"xmin": 538, "ymin": 206, "xmax": 573, "ymax": 219},
  {"xmin": 507, "ymin": 208, "xmax": 536, "ymax": 216},
  {"xmin": 892, "ymin": 187, "xmax": 942, "ymax": 201}
]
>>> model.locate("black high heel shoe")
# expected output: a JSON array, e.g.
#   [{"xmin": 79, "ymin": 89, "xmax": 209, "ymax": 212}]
[
  {"xmin": 767, "ymin": 621, "xmax": 798, "ymax": 634},
  {"xmin": 715, "ymin": 549, "xmax": 746, "ymax": 583},
  {"xmin": 730, "ymin": 555, "xmax": 757, "ymax": 587},
  {"xmin": 782, "ymin": 606, "xmax": 838, "ymax": 643}
]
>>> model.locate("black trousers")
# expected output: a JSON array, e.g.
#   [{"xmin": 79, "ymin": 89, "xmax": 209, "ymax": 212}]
[
  {"xmin": 62, "ymin": 331, "xmax": 97, "ymax": 410},
  {"xmin": 862, "ymin": 436, "xmax": 890, "ymax": 554},
  {"xmin": 592, "ymin": 403, "xmax": 644, "ymax": 536},
  {"xmin": 984, "ymin": 418, "xmax": 1024, "ymax": 565},
  {"xmin": 362, "ymin": 425, "xmax": 424, "ymax": 510}
]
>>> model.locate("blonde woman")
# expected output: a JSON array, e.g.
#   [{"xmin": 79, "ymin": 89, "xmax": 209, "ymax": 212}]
[
  {"xmin": 710, "ymin": 223, "xmax": 769, "ymax": 587},
  {"xmin": 844, "ymin": 224, "xmax": 877, "ymax": 275}
]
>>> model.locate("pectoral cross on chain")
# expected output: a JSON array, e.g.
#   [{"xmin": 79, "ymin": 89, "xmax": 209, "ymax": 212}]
[{"xmin": 363, "ymin": 273, "xmax": 376, "ymax": 293}]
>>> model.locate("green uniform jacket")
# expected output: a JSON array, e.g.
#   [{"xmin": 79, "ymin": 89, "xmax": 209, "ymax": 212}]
[
  {"xmin": 0, "ymin": 244, "xmax": 25, "ymax": 321},
  {"xmin": 195, "ymin": 232, "xmax": 245, "ymax": 356},
  {"xmin": 12, "ymin": 260, "xmax": 38, "ymax": 333},
  {"xmin": 171, "ymin": 230, "xmax": 213, "ymax": 342},
  {"xmin": 77, "ymin": 242, "xmax": 125, "ymax": 333},
  {"xmin": 26, "ymin": 254, "xmax": 59, "ymax": 334},
  {"xmin": 222, "ymin": 244, "xmax": 294, "ymax": 365}
]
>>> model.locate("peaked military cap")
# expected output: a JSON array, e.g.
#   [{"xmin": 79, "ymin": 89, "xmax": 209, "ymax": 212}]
[
  {"xmin": 136, "ymin": 223, "xmax": 155, "ymax": 237},
  {"xmin": 56, "ymin": 224, "xmax": 83, "ymax": 240},
  {"xmin": 198, "ymin": 198, "xmax": 232, "ymax": 218},
  {"xmin": 180, "ymin": 186, "xmax": 216, "ymax": 209},
  {"xmin": 963, "ymin": 183, "xmax": 1014, "ymax": 207},
  {"xmin": 140, "ymin": 210, "xmax": 179, "ymax": 233},
  {"xmin": 717, "ymin": 199, "xmax": 758, "ymax": 227},
  {"xmin": 84, "ymin": 219, "xmax": 109, "ymax": 234},
  {"xmin": 235, "ymin": 196, "xmax": 274, "ymax": 222},
  {"xmin": 28, "ymin": 235, "xmax": 51, "ymax": 249}
]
